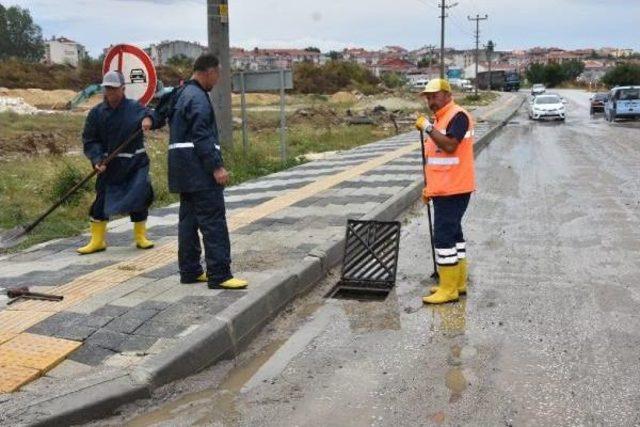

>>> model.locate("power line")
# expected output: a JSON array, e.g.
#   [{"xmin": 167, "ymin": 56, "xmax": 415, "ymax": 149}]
[{"xmin": 468, "ymin": 13, "xmax": 488, "ymax": 96}]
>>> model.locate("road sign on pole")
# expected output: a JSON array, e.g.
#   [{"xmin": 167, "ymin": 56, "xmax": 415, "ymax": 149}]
[
  {"xmin": 103, "ymin": 44, "xmax": 157, "ymax": 106},
  {"xmin": 232, "ymin": 70, "xmax": 294, "ymax": 163}
]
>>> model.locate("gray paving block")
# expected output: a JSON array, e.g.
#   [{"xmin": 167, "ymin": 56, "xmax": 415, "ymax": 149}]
[
  {"xmin": 92, "ymin": 305, "xmax": 129, "ymax": 318},
  {"xmin": 68, "ymin": 344, "xmax": 116, "ymax": 366},
  {"xmin": 135, "ymin": 300, "xmax": 171, "ymax": 311},
  {"xmin": 134, "ymin": 320, "xmax": 188, "ymax": 338},
  {"xmin": 120, "ymin": 335, "xmax": 159, "ymax": 353},
  {"xmin": 0, "ymin": 261, "xmax": 113, "ymax": 288},
  {"xmin": 86, "ymin": 329, "xmax": 130, "ymax": 352},
  {"xmin": 27, "ymin": 312, "xmax": 97, "ymax": 341},
  {"xmin": 141, "ymin": 262, "xmax": 179, "ymax": 279},
  {"xmin": 103, "ymin": 316, "xmax": 147, "ymax": 335}
]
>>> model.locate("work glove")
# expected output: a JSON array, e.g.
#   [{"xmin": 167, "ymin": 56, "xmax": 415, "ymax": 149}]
[
  {"xmin": 415, "ymin": 115, "xmax": 434, "ymax": 133},
  {"xmin": 421, "ymin": 187, "xmax": 430, "ymax": 205}
]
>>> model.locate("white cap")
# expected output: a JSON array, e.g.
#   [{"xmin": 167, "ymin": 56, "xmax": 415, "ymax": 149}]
[{"xmin": 101, "ymin": 71, "xmax": 125, "ymax": 87}]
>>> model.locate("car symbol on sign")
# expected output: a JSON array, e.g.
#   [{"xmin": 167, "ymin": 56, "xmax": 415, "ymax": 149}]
[{"xmin": 130, "ymin": 68, "xmax": 147, "ymax": 83}]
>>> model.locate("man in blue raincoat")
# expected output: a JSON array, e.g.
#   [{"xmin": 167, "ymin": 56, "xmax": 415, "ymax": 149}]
[
  {"xmin": 164, "ymin": 53, "xmax": 247, "ymax": 290},
  {"xmin": 77, "ymin": 70, "xmax": 159, "ymax": 254}
]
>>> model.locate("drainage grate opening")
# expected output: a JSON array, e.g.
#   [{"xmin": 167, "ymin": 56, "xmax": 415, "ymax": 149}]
[
  {"xmin": 327, "ymin": 219, "xmax": 401, "ymax": 300},
  {"xmin": 326, "ymin": 285, "xmax": 390, "ymax": 301}
]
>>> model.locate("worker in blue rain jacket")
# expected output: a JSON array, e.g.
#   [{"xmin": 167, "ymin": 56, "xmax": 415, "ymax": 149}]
[
  {"xmin": 77, "ymin": 70, "xmax": 159, "ymax": 254},
  {"xmin": 164, "ymin": 53, "xmax": 247, "ymax": 290}
]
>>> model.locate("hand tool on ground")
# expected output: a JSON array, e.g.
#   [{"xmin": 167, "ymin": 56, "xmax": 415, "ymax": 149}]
[
  {"xmin": 5, "ymin": 286, "xmax": 64, "ymax": 305},
  {"xmin": 419, "ymin": 129, "xmax": 439, "ymax": 281},
  {"xmin": 0, "ymin": 129, "xmax": 143, "ymax": 250}
]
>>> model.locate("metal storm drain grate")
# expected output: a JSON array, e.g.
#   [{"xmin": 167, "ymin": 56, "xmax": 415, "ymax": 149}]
[{"xmin": 327, "ymin": 220, "xmax": 401, "ymax": 300}]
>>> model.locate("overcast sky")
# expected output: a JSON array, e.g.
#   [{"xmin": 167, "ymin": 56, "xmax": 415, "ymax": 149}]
[{"xmin": 5, "ymin": 0, "xmax": 640, "ymax": 56}]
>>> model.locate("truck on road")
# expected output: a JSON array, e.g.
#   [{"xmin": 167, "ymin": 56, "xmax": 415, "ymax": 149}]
[{"xmin": 476, "ymin": 70, "xmax": 521, "ymax": 92}]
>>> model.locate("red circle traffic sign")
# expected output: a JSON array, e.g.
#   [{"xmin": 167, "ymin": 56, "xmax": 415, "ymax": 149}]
[{"xmin": 102, "ymin": 44, "xmax": 157, "ymax": 106}]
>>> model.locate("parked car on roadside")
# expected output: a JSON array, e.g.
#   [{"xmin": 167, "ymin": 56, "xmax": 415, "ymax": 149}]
[
  {"xmin": 604, "ymin": 86, "xmax": 640, "ymax": 122},
  {"xmin": 531, "ymin": 84, "xmax": 546, "ymax": 96},
  {"xmin": 528, "ymin": 93, "xmax": 566, "ymax": 121},
  {"xmin": 589, "ymin": 93, "xmax": 608, "ymax": 115}
]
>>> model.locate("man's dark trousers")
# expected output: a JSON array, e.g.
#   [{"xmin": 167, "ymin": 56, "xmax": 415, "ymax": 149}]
[
  {"xmin": 178, "ymin": 189, "xmax": 232, "ymax": 285},
  {"xmin": 432, "ymin": 193, "xmax": 471, "ymax": 264}
]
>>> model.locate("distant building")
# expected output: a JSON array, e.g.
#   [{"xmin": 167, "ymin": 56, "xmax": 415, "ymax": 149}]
[
  {"xmin": 43, "ymin": 37, "xmax": 86, "ymax": 67},
  {"xmin": 147, "ymin": 40, "xmax": 207, "ymax": 66},
  {"xmin": 375, "ymin": 57, "xmax": 417, "ymax": 76},
  {"xmin": 598, "ymin": 47, "xmax": 634, "ymax": 58},
  {"xmin": 230, "ymin": 48, "xmax": 321, "ymax": 71}
]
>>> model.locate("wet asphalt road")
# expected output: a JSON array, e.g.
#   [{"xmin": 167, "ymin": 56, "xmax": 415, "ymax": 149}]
[{"xmin": 94, "ymin": 90, "xmax": 640, "ymax": 427}]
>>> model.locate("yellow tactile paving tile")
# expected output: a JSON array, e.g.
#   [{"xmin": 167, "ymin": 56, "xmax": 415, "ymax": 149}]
[
  {"xmin": 0, "ymin": 311, "xmax": 51, "ymax": 333},
  {"xmin": 0, "ymin": 365, "xmax": 40, "ymax": 393},
  {"xmin": 0, "ymin": 333, "xmax": 81, "ymax": 373},
  {"xmin": 0, "ymin": 332, "xmax": 17, "ymax": 345}
]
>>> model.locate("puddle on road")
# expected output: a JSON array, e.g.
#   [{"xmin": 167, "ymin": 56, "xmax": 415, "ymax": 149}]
[{"xmin": 126, "ymin": 339, "xmax": 287, "ymax": 427}]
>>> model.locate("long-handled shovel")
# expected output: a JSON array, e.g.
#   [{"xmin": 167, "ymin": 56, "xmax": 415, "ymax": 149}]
[
  {"xmin": 0, "ymin": 129, "xmax": 143, "ymax": 250},
  {"xmin": 419, "ymin": 129, "xmax": 439, "ymax": 281}
]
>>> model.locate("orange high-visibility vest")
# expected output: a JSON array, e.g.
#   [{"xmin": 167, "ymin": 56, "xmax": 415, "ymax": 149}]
[{"xmin": 424, "ymin": 100, "xmax": 476, "ymax": 197}]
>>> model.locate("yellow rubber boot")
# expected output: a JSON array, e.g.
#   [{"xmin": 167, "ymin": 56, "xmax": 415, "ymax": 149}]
[
  {"xmin": 77, "ymin": 221, "xmax": 107, "ymax": 255},
  {"xmin": 429, "ymin": 258, "xmax": 467, "ymax": 295},
  {"xmin": 423, "ymin": 264, "xmax": 459, "ymax": 304},
  {"xmin": 215, "ymin": 277, "xmax": 248, "ymax": 290},
  {"xmin": 196, "ymin": 273, "xmax": 207, "ymax": 282},
  {"xmin": 133, "ymin": 221, "xmax": 154, "ymax": 249}
]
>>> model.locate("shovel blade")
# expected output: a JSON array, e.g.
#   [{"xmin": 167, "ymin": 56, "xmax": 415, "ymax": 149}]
[{"xmin": 0, "ymin": 227, "xmax": 27, "ymax": 250}]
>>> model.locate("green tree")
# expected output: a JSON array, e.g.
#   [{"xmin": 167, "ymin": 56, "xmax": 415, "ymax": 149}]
[
  {"xmin": 544, "ymin": 62, "xmax": 565, "ymax": 87},
  {"xmin": 381, "ymin": 72, "xmax": 407, "ymax": 89},
  {"xmin": 0, "ymin": 4, "xmax": 44, "ymax": 61},
  {"xmin": 485, "ymin": 40, "xmax": 495, "ymax": 62},
  {"xmin": 602, "ymin": 63, "xmax": 640, "ymax": 87},
  {"xmin": 304, "ymin": 47, "xmax": 321, "ymax": 53},
  {"xmin": 327, "ymin": 50, "xmax": 342, "ymax": 61},
  {"xmin": 561, "ymin": 59, "xmax": 585, "ymax": 81},
  {"xmin": 166, "ymin": 54, "xmax": 193, "ymax": 76},
  {"xmin": 526, "ymin": 63, "xmax": 546, "ymax": 84}
]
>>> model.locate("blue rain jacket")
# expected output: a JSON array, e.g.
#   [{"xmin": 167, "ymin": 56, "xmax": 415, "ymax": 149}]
[
  {"xmin": 166, "ymin": 80, "xmax": 224, "ymax": 193},
  {"xmin": 82, "ymin": 97, "xmax": 158, "ymax": 216}
]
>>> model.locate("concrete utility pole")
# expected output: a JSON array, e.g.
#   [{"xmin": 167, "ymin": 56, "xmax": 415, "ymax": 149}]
[
  {"xmin": 468, "ymin": 14, "xmax": 488, "ymax": 96},
  {"xmin": 207, "ymin": 0, "xmax": 233, "ymax": 148},
  {"xmin": 438, "ymin": 1, "xmax": 458, "ymax": 79}
]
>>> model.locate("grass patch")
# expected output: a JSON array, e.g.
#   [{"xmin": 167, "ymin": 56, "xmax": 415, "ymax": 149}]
[{"xmin": 0, "ymin": 112, "xmax": 395, "ymax": 251}]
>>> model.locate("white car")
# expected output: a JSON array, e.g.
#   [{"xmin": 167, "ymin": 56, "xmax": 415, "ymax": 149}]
[
  {"xmin": 531, "ymin": 84, "xmax": 546, "ymax": 96},
  {"xmin": 529, "ymin": 94, "xmax": 566, "ymax": 121}
]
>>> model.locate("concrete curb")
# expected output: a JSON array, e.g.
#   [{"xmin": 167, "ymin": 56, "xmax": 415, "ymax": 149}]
[{"xmin": 6, "ymin": 96, "xmax": 524, "ymax": 427}]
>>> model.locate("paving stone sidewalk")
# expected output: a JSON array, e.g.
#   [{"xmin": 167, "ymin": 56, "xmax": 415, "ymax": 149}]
[{"xmin": 0, "ymin": 93, "xmax": 523, "ymax": 424}]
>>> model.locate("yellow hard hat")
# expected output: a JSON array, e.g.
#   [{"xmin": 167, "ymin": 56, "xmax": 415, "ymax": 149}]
[{"xmin": 421, "ymin": 78, "xmax": 452, "ymax": 94}]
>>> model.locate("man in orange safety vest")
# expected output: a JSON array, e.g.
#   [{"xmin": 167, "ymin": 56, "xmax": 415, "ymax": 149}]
[{"xmin": 415, "ymin": 78, "xmax": 476, "ymax": 304}]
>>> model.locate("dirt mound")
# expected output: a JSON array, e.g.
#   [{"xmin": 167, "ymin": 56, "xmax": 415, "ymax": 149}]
[
  {"xmin": 329, "ymin": 91, "xmax": 361, "ymax": 104},
  {"xmin": 232, "ymin": 93, "xmax": 281, "ymax": 106},
  {"xmin": 75, "ymin": 93, "xmax": 103, "ymax": 111},
  {"xmin": 0, "ymin": 88, "xmax": 76, "ymax": 110},
  {"xmin": 289, "ymin": 106, "xmax": 341, "ymax": 126},
  {"xmin": 0, "ymin": 131, "xmax": 71, "ymax": 157}
]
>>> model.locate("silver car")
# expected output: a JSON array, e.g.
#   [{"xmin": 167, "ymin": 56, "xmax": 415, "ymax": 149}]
[
  {"xmin": 531, "ymin": 83, "xmax": 546, "ymax": 96},
  {"xmin": 529, "ymin": 94, "xmax": 566, "ymax": 121}
]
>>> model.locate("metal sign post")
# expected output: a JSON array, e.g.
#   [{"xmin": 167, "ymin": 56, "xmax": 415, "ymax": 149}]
[
  {"xmin": 279, "ymin": 69, "xmax": 287, "ymax": 163},
  {"xmin": 232, "ymin": 69, "xmax": 293, "ymax": 163},
  {"xmin": 239, "ymin": 72, "xmax": 249, "ymax": 154}
]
